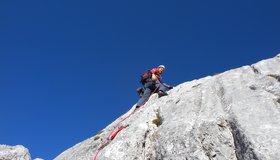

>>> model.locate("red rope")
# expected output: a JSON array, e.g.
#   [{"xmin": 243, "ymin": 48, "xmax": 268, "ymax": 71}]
[
  {"xmin": 110, "ymin": 125, "xmax": 128, "ymax": 140},
  {"xmin": 93, "ymin": 86, "xmax": 159, "ymax": 160}
]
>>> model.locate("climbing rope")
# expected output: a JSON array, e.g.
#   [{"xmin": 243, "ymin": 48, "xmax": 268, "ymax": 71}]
[{"xmin": 93, "ymin": 86, "xmax": 160, "ymax": 160}]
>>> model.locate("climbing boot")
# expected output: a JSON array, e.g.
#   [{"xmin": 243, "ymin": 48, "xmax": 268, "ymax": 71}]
[{"xmin": 158, "ymin": 90, "xmax": 168, "ymax": 98}]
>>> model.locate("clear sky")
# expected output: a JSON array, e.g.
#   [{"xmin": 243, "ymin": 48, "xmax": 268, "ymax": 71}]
[{"xmin": 0, "ymin": 0, "xmax": 279, "ymax": 159}]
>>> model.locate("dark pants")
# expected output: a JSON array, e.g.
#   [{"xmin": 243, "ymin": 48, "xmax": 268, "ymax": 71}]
[{"xmin": 136, "ymin": 79, "xmax": 168, "ymax": 106}]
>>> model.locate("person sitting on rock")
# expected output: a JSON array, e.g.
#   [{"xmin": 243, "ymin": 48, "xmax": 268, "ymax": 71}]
[{"xmin": 136, "ymin": 65, "xmax": 173, "ymax": 109}]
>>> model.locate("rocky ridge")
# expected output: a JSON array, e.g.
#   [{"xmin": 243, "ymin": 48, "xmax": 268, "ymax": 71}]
[
  {"xmin": 0, "ymin": 145, "xmax": 31, "ymax": 160},
  {"xmin": 55, "ymin": 54, "xmax": 280, "ymax": 160}
]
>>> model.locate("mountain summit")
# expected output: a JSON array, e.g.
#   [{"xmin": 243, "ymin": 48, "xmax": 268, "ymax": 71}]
[{"xmin": 55, "ymin": 54, "xmax": 280, "ymax": 160}]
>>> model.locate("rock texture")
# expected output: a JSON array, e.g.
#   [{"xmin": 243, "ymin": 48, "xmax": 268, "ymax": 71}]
[
  {"xmin": 0, "ymin": 145, "xmax": 31, "ymax": 160},
  {"xmin": 55, "ymin": 54, "xmax": 280, "ymax": 160}
]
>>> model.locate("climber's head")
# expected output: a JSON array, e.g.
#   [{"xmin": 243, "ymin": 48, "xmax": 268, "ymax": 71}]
[{"xmin": 158, "ymin": 65, "xmax": 165, "ymax": 74}]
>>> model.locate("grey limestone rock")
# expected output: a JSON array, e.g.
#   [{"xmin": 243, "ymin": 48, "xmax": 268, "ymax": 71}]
[
  {"xmin": 55, "ymin": 54, "xmax": 280, "ymax": 160},
  {"xmin": 0, "ymin": 145, "xmax": 31, "ymax": 160}
]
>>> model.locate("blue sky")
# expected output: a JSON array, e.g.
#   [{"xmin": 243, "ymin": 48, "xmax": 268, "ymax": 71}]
[{"xmin": 0, "ymin": 0, "xmax": 279, "ymax": 159}]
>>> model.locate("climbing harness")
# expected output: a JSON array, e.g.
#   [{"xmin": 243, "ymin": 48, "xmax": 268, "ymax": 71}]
[{"xmin": 93, "ymin": 86, "xmax": 160, "ymax": 160}]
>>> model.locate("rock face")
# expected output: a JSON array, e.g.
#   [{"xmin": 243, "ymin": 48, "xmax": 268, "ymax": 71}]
[
  {"xmin": 55, "ymin": 54, "xmax": 280, "ymax": 160},
  {"xmin": 0, "ymin": 145, "xmax": 31, "ymax": 160}
]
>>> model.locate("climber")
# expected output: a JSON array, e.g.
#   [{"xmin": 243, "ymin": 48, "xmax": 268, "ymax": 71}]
[{"xmin": 135, "ymin": 65, "xmax": 173, "ymax": 109}]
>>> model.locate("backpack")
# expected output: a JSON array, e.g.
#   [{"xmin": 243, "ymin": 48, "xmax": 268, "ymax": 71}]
[{"xmin": 140, "ymin": 70, "xmax": 152, "ymax": 84}]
